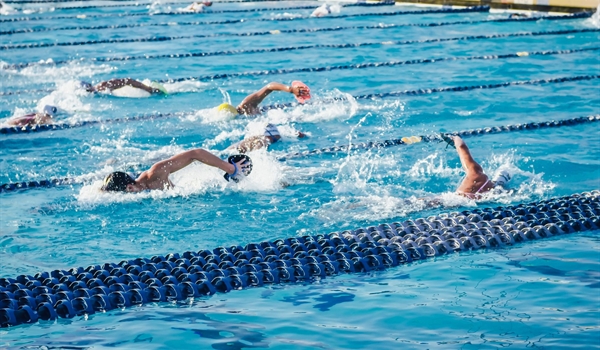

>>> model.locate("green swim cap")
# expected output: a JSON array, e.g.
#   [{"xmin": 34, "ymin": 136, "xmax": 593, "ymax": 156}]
[
  {"xmin": 150, "ymin": 81, "xmax": 168, "ymax": 95},
  {"xmin": 217, "ymin": 103, "xmax": 238, "ymax": 119}
]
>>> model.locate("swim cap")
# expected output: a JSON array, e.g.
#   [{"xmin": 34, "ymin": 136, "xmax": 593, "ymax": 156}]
[
  {"xmin": 492, "ymin": 170, "xmax": 512, "ymax": 188},
  {"xmin": 80, "ymin": 81, "xmax": 95, "ymax": 92},
  {"xmin": 264, "ymin": 123, "xmax": 281, "ymax": 143},
  {"xmin": 224, "ymin": 154, "xmax": 253, "ymax": 183},
  {"xmin": 150, "ymin": 81, "xmax": 168, "ymax": 95},
  {"xmin": 102, "ymin": 171, "xmax": 136, "ymax": 192},
  {"xmin": 291, "ymin": 81, "xmax": 311, "ymax": 104},
  {"xmin": 218, "ymin": 103, "xmax": 238, "ymax": 119},
  {"xmin": 43, "ymin": 105, "xmax": 58, "ymax": 117}
]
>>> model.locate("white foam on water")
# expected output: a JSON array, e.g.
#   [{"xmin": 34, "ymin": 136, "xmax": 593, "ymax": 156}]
[
  {"xmin": 304, "ymin": 147, "xmax": 555, "ymax": 225},
  {"xmin": 6, "ymin": 61, "xmax": 114, "ymax": 84},
  {"xmin": 162, "ymin": 80, "xmax": 210, "ymax": 94},
  {"xmin": 585, "ymin": 5, "xmax": 600, "ymax": 28},
  {"xmin": 271, "ymin": 89, "xmax": 359, "ymax": 124}
]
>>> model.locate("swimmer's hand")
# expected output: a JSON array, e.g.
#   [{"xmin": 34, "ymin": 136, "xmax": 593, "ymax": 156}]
[
  {"xmin": 234, "ymin": 158, "xmax": 252, "ymax": 175},
  {"xmin": 439, "ymin": 133, "xmax": 457, "ymax": 149},
  {"xmin": 290, "ymin": 85, "xmax": 309, "ymax": 99},
  {"xmin": 297, "ymin": 131, "xmax": 307, "ymax": 138}
]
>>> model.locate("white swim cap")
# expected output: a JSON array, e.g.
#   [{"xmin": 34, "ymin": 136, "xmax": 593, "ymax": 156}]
[
  {"xmin": 493, "ymin": 170, "xmax": 512, "ymax": 188},
  {"xmin": 264, "ymin": 123, "xmax": 280, "ymax": 138}
]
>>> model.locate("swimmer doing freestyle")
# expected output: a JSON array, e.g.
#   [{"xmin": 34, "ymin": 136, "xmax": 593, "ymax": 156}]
[
  {"xmin": 442, "ymin": 134, "xmax": 511, "ymax": 199},
  {"xmin": 219, "ymin": 81, "xmax": 311, "ymax": 153},
  {"xmin": 102, "ymin": 149, "xmax": 252, "ymax": 192},
  {"xmin": 80, "ymin": 78, "xmax": 167, "ymax": 97}
]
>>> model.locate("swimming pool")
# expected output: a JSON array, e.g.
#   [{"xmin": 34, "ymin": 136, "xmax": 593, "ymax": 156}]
[{"xmin": 1, "ymin": 0, "xmax": 599, "ymax": 348}]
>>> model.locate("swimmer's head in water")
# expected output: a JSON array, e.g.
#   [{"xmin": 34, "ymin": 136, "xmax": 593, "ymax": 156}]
[
  {"xmin": 149, "ymin": 81, "xmax": 168, "ymax": 95},
  {"xmin": 43, "ymin": 105, "xmax": 58, "ymax": 117},
  {"xmin": 217, "ymin": 103, "xmax": 238, "ymax": 119},
  {"xmin": 80, "ymin": 81, "xmax": 95, "ymax": 93},
  {"xmin": 264, "ymin": 123, "xmax": 281, "ymax": 143},
  {"xmin": 492, "ymin": 169, "xmax": 512, "ymax": 188},
  {"xmin": 224, "ymin": 154, "xmax": 253, "ymax": 183},
  {"xmin": 102, "ymin": 171, "xmax": 136, "ymax": 192}
]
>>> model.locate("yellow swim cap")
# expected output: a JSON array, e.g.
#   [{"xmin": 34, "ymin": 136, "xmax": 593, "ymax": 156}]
[{"xmin": 217, "ymin": 103, "xmax": 238, "ymax": 119}]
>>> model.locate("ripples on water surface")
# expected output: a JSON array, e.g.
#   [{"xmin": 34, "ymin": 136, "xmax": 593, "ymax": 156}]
[{"xmin": 0, "ymin": 1, "xmax": 599, "ymax": 348}]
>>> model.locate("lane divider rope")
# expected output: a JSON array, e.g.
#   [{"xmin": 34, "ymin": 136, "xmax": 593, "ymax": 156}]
[
  {"xmin": 1, "ymin": 44, "xmax": 596, "ymax": 96},
  {"xmin": 1, "ymin": 2, "xmax": 462, "ymax": 36},
  {"xmin": 2, "ymin": 0, "xmax": 318, "ymax": 3},
  {"xmin": 161, "ymin": 47, "xmax": 600, "ymax": 83},
  {"xmin": 279, "ymin": 114, "xmax": 600, "ymax": 160},
  {"xmin": 1, "ymin": 72, "xmax": 597, "ymax": 136},
  {"xmin": 1, "ymin": 114, "xmax": 597, "ymax": 193},
  {"xmin": 0, "ymin": 1, "xmax": 399, "ymax": 23},
  {"xmin": 0, "ymin": 190, "xmax": 597, "ymax": 327},
  {"xmin": 3, "ymin": 27, "xmax": 596, "ymax": 69},
  {"xmin": 2, "ymin": 0, "xmax": 339, "ymax": 11},
  {"xmin": 0, "ymin": 6, "xmax": 495, "ymax": 48}
]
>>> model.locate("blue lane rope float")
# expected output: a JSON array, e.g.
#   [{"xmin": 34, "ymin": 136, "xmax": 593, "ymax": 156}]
[
  {"xmin": 0, "ymin": 1, "xmax": 402, "ymax": 23},
  {"xmin": 0, "ymin": 9, "xmax": 490, "ymax": 50},
  {"xmin": 0, "ymin": 190, "xmax": 598, "ymax": 327},
  {"xmin": 0, "ymin": 74, "xmax": 597, "ymax": 137},
  {"xmin": 279, "ymin": 114, "xmax": 600, "ymax": 160},
  {"xmin": 2, "ymin": 0, "xmax": 319, "ymax": 3},
  {"xmin": 261, "ymin": 74, "xmax": 600, "ymax": 112},
  {"xmin": 3, "ymin": 0, "xmax": 339, "ymax": 11},
  {"xmin": 1, "ymin": 114, "xmax": 598, "ymax": 193},
  {"xmin": 1, "ymin": 45, "xmax": 597, "ymax": 96},
  {"xmin": 3, "ymin": 28, "xmax": 596, "ymax": 70},
  {"xmin": 162, "ymin": 47, "xmax": 600, "ymax": 83},
  {"xmin": 0, "ymin": 3, "xmax": 465, "ymax": 37},
  {"xmin": 3, "ymin": 9, "xmax": 590, "ymax": 50}
]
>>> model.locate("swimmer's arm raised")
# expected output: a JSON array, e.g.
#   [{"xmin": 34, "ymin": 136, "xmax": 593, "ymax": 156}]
[
  {"xmin": 237, "ymin": 82, "xmax": 294, "ymax": 114},
  {"xmin": 146, "ymin": 149, "xmax": 235, "ymax": 181},
  {"xmin": 95, "ymin": 78, "xmax": 156, "ymax": 94},
  {"xmin": 452, "ymin": 136, "xmax": 484, "ymax": 176}
]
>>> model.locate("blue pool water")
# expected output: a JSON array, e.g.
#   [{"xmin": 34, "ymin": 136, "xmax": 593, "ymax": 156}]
[{"xmin": 1, "ymin": 1, "xmax": 599, "ymax": 348}]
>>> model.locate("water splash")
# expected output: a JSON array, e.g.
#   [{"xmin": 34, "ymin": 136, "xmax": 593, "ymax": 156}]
[{"xmin": 585, "ymin": 5, "xmax": 600, "ymax": 28}]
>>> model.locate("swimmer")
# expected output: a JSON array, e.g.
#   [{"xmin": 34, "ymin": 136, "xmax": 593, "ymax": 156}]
[
  {"xmin": 508, "ymin": 12, "xmax": 530, "ymax": 19},
  {"xmin": 80, "ymin": 78, "xmax": 167, "ymax": 97},
  {"xmin": 227, "ymin": 123, "xmax": 307, "ymax": 153},
  {"xmin": 183, "ymin": 1, "xmax": 212, "ymax": 12},
  {"xmin": 217, "ymin": 81, "xmax": 311, "ymax": 118},
  {"xmin": 102, "ymin": 148, "xmax": 253, "ymax": 192},
  {"xmin": 6, "ymin": 105, "xmax": 58, "ymax": 127},
  {"xmin": 310, "ymin": 3, "xmax": 341, "ymax": 17},
  {"xmin": 441, "ymin": 134, "xmax": 511, "ymax": 200}
]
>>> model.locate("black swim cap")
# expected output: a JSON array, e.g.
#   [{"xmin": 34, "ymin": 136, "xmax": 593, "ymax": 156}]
[{"xmin": 102, "ymin": 171, "xmax": 135, "ymax": 192}]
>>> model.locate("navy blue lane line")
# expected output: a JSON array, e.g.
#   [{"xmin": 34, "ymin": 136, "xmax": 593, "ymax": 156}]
[
  {"xmin": 1, "ymin": 9, "xmax": 588, "ymax": 51},
  {"xmin": 162, "ymin": 47, "xmax": 600, "ymax": 83},
  {"xmin": 0, "ymin": 44, "xmax": 595, "ymax": 95},
  {"xmin": 0, "ymin": 1, "xmax": 398, "ymax": 23},
  {"xmin": 279, "ymin": 115, "xmax": 600, "ymax": 160},
  {"xmin": 9, "ymin": 0, "xmax": 336, "ymax": 12},
  {"xmin": 1, "ymin": 114, "xmax": 598, "ymax": 193},
  {"xmin": 3, "ymin": 28, "xmax": 596, "ymax": 70},
  {"xmin": 2, "ymin": 3, "xmax": 443, "ymax": 36},
  {"xmin": 0, "ymin": 73, "xmax": 598, "ymax": 135},
  {"xmin": 3, "ymin": 0, "xmax": 315, "ymax": 3},
  {"xmin": 262, "ymin": 74, "xmax": 600, "ymax": 113},
  {"xmin": 0, "ymin": 191, "xmax": 598, "ymax": 327},
  {"xmin": 0, "ymin": 7, "xmax": 491, "ymax": 46},
  {"xmin": 0, "ymin": 10, "xmax": 587, "ymax": 53}
]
